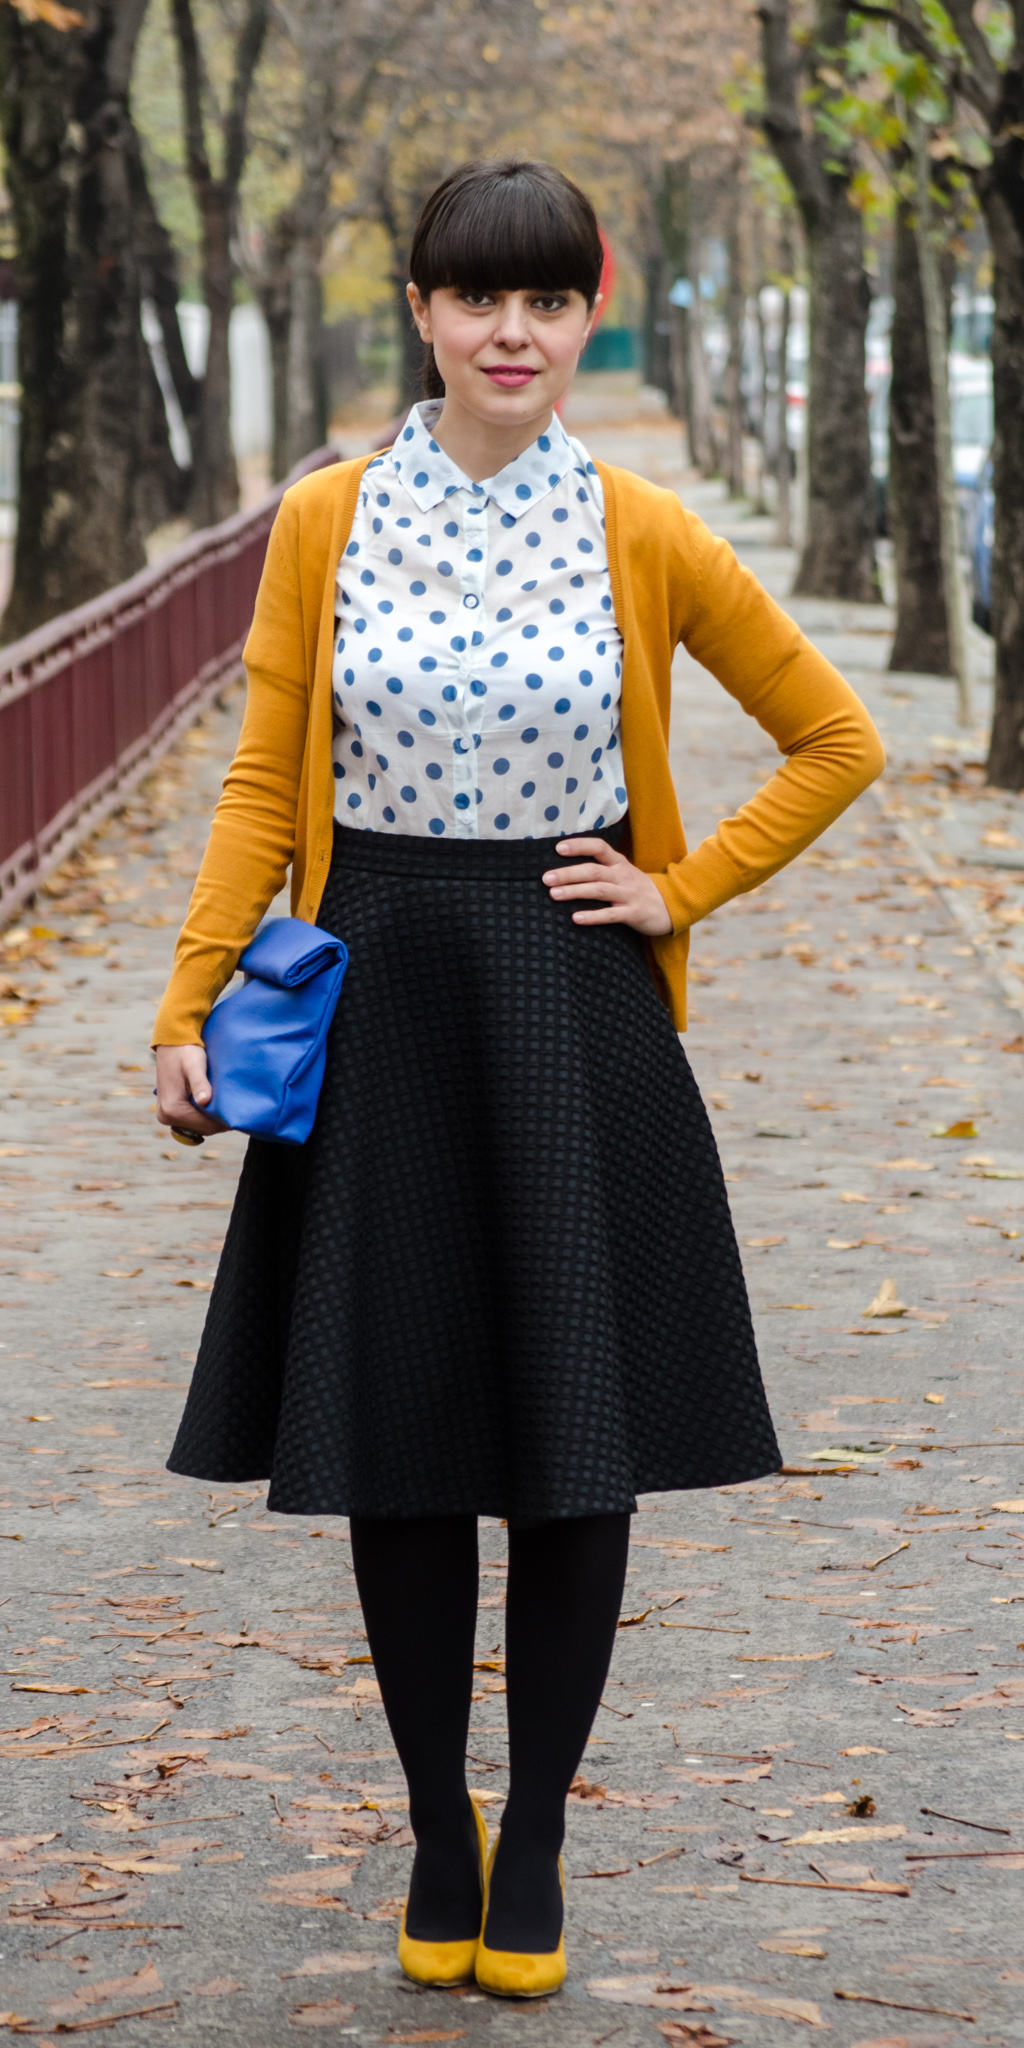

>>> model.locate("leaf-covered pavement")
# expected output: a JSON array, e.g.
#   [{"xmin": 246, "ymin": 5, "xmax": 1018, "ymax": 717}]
[{"xmin": 1, "ymin": 410, "xmax": 1023, "ymax": 2046}]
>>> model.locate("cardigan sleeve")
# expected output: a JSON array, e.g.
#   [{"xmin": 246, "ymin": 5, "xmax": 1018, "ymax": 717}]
[
  {"xmin": 649, "ymin": 519, "xmax": 886, "ymax": 933},
  {"xmin": 151, "ymin": 497, "xmax": 311, "ymax": 1045}
]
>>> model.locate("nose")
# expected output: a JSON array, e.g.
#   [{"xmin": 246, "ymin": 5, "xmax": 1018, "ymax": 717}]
[{"xmin": 491, "ymin": 293, "xmax": 532, "ymax": 351}]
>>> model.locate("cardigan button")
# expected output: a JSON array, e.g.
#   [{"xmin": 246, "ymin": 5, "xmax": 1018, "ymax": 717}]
[{"xmin": 463, "ymin": 593, "xmax": 480, "ymax": 609}]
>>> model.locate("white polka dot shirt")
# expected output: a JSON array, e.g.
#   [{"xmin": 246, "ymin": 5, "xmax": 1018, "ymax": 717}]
[{"xmin": 331, "ymin": 400, "xmax": 626, "ymax": 838}]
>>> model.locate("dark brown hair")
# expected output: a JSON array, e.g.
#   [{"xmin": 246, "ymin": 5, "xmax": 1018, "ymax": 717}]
[{"xmin": 408, "ymin": 158, "xmax": 603, "ymax": 399}]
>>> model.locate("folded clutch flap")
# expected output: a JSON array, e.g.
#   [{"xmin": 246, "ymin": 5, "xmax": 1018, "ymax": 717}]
[{"xmin": 240, "ymin": 916, "xmax": 348, "ymax": 988}]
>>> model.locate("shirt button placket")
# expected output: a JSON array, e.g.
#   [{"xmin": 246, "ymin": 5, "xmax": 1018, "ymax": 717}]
[{"xmin": 454, "ymin": 485, "xmax": 488, "ymax": 838}]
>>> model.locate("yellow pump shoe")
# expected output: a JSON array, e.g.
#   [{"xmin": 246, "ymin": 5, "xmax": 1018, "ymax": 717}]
[
  {"xmin": 397, "ymin": 1794, "xmax": 490, "ymax": 1987},
  {"xmin": 474, "ymin": 1838, "xmax": 567, "ymax": 1999}
]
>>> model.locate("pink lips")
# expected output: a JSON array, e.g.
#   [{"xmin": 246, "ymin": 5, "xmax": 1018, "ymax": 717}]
[{"xmin": 483, "ymin": 366, "xmax": 539, "ymax": 387}]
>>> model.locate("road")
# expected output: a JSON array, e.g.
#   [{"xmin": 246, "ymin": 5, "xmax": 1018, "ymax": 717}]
[{"xmin": 2, "ymin": 395, "xmax": 1023, "ymax": 2048}]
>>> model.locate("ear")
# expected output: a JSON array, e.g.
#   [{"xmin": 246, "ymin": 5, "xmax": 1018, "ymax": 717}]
[
  {"xmin": 407, "ymin": 281, "xmax": 432, "ymax": 343},
  {"xmin": 579, "ymin": 289, "xmax": 603, "ymax": 352}
]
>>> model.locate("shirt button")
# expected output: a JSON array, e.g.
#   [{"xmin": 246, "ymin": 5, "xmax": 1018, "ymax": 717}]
[{"xmin": 463, "ymin": 593, "xmax": 480, "ymax": 610}]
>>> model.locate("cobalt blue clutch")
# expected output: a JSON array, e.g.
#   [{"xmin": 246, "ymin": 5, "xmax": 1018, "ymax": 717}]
[{"xmin": 201, "ymin": 918, "xmax": 349, "ymax": 1146}]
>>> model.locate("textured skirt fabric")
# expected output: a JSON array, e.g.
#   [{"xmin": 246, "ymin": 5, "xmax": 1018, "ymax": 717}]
[{"xmin": 167, "ymin": 822, "xmax": 780, "ymax": 1521}]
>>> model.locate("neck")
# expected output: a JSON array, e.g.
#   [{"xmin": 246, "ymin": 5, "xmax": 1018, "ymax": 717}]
[{"xmin": 426, "ymin": 392, "xmax": 554, "ymax": 481}]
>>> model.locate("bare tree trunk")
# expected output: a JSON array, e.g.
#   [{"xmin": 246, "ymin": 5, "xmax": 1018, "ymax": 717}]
[
  {"xmin": 281, "ymin": 6, "xmax": 339, "ymax": 469},
  {"xmin": 0, "ymin": 0, "xmax": 173, "ymax": 641},
  {"xmin": 195, "ymin": 198, "xmax": 238, "ymax": 526},
  {"xmin": 642, "ymin": 248, "xmax": 671, "ymax": 397},
  {"xmin": 653, "ymin": 157, "xmax": 689, "ymax": 415},
  {"xmin": 248, "ymin": 213, "xmax": 295, "ymax": 482},
  {"xmin": 169, "ymin": 0, "xmax": 268, "ymax": 528},
  {"xmin": 688, "ymin": 292, "xmax": 720, "ymax": 476},
  {"xmin": 670, "ymin": 304, "xmax": 689, "ymax": 450},
  {"xmin": 888, "ymin": 196, "xmax": 950, "ymax": 674},
  {"xmin": 751, "ymin": 288, "xmax": 769, "ymax": 514},
  {"xmin": 758, "ymin": 0, "xmax": 880, "ymax": 600},
  {"xmin": 981, "ymin": 179, "xmax": 1024, "ymax": 787},
  {"xmin": 775, "ymin": 275, "xmax": 792, "ymax": 544},
  {"xmin": 127, "ymin": 131, "xmax": 200, "ymax": 467},
  {"xmin": 725, "ymin": 175, "xmax": 745, "ymax": 499},
  {"xmin": 909, "ymin": 117, "xmax": 970, "ymax": 719},
  {"xmin": 796, "ymin": 173, "xmax": 878, "ymax": 597},
  {"xmin": 285, "ymin": 235, "xmax": 327, "ymax": 468}
]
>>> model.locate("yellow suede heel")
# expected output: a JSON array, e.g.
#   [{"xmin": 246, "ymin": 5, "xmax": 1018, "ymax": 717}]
[
  {"xmin": 474, "ymin": 1837, "xmax": 567, "ymax": 1999},
  {"xmin": 397, "ymin": 1794, "xmax": 489, "ymax": 1987}
]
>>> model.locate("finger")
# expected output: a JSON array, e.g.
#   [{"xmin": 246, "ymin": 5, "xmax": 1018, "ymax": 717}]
[
  {"xmin": 555, "ymin": 836, "xmax": 618, "ymax": 861},
  {"xmin": 157, "ymin": 1099, "xmax": 223, "ymax": 1136},
  {"xmin": 543, "ymin": 862, "xmax": 620, "ymax": 888},
  {"xmin": 570, "ymin": 905, "xmax": 631, "ymax": 924},
  {"xmin": 548, "ymin": 880, "xmax": 629, "ymax": 901},
  {"xmin": 178, "ymin": 1050, "xmax": 213, "ymax": 1107}
]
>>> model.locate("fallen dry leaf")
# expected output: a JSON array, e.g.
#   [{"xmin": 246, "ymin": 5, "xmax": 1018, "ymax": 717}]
[
  {"xmin": 10, "ymin": 1683, "xmax": 96, "ymax": 1697},
  {"xmin": 656, "ymin": 2028, "xmax": 734, "ymax": 2048},
  {"xmin": 288, "ymin": 1999, "xmax": 356, "ymax": 2027},
  {"xmin": 783, "ymin": 1825, "xmax": 907, "ymax": 1847},
  {"xmin": 758, "ymin": 1938, "xmax": 827, "ymax": 1959},
  {"xmin": 45, "ymin": 1966, "xmax": 163, "ymax": 2017},
  {"xmin": 192, "ymin": 1979, "xmax": 245, "ymax": 1997},
  {"xmin": 366, "ymin": 2036, "xmax": 467, "ymax": 2045},
  {"xmin": 992, "ymin": 1499, "xmax": 1024, "ymax": 1514},
  {"xmin": 100, "ymin": 1269, "xmax": 143, "ymax": 1280},
  {"xmin": 737, "ymin": 1651, "xmax": 833, "ymax": 1664},
  {"xmin": 834, "ymin": 1989, "xmax": 976, "ymax": 2020},
  {"xmin": 282, "ymin": 1954, "xmax": 387, "ymax": 1978},
  {"xmin": 36, "ymin": 2002, "xmax": 179, "ymax": 2031},
  {"xmin": 862, "ymin": 1279, "xmax": 907, "ymax": 1319},
  {"xmin": 586, "ymin": 1977, "xmax": 715, "ymax": 2012}
]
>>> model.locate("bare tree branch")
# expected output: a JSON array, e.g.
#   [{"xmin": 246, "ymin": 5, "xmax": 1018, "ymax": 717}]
[
  {"xmin": 940, "ymin": 0, "xmax": 1002, "ymax": 109},
  {"xmin": 756, "ymin": 0, "xmax": 828, "ymax": 230},
  {"xmin": 169, "ymin": 0, "xmax": 212, "ymax": 197},
  {"xmin": 224, "ymin": 0, "xmax": 270, "ymax": 192}
]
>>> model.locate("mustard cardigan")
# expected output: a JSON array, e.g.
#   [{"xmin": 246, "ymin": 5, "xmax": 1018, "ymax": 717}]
[{"xmin": 153, "ymin": 454, "xmax": 884, "ymax": 1044}]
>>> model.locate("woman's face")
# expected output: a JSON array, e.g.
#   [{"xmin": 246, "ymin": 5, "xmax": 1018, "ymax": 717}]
[{"xmin": 406, "ymin": 283, "xmax": 596, "ymax": 428}]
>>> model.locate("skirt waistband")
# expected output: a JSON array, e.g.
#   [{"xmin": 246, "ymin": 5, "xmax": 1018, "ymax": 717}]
[{"xmin": 330, "ymin": 816, "xmax": 627, "ymax": 879}]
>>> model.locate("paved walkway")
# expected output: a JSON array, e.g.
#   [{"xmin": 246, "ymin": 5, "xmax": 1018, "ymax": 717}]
[{"xmin": 2, "ymin": 402, "xmax": 1023, "ymax": 2048}]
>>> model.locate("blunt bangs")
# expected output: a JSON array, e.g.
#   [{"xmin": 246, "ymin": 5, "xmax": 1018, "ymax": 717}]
[{"xmin": 409, "ymin": 160, "xmax": 603, "ymax": 308}]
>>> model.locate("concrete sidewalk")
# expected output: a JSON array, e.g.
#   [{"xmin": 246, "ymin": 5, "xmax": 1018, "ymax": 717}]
[{"xmin": 2, "ymin": 409, "xmax": 1023, "ymax": 2048}]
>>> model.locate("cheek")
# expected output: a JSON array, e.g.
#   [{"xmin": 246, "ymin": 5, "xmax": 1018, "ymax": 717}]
[
  {"xmin": 432, "ymin": 318, "xmax": 488, "ymax": 367},
  {"xmin": 534, "ymin": 325, "xmax": 591, "ymax": 371}
]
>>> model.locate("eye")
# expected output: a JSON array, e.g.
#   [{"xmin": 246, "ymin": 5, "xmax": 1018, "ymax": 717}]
[
  {"xmin": 531, "ymin": 294, "xmax": 568, "ymax": 313},
  {"xmin": 459, "ymin": 290, "xmax": 496, "ymax": 308}
]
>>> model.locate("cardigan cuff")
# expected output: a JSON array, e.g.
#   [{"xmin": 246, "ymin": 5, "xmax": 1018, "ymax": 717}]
[{"xmin": 651, "ymin": 837, "xmax": 747, "ymax": 934}]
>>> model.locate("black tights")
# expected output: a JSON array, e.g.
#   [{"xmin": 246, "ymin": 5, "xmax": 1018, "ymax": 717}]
[{"xmin": 349, "ymin": 1511, "xmax": 630, "ymax": 1952}]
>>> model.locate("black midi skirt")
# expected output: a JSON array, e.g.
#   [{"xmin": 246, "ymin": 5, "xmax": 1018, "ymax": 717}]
[{"xmin": 168, "ymin": 821, "xmax": 780, "ymax": 1522}]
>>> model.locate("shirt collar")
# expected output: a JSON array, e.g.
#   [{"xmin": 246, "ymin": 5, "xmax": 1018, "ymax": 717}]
[{"xmin": 392, "ymin": 399, "xmax": 577, "ymax": 518}]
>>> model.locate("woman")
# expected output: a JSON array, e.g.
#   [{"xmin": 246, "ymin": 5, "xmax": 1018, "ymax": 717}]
[{"xmin": 154, "ymin": 159, "xmax": 884, "ymax": 1998}]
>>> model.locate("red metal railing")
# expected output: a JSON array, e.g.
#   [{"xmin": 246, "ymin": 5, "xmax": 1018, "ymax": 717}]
[{"xmin": 0, "ymin": 447, "xmax": 338, "ymax": 921}]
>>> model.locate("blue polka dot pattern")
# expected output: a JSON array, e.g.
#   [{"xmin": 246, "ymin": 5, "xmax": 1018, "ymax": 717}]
[{"xmin": 332, "ymin": 399, "xmax": 625, "ymax": 838}]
